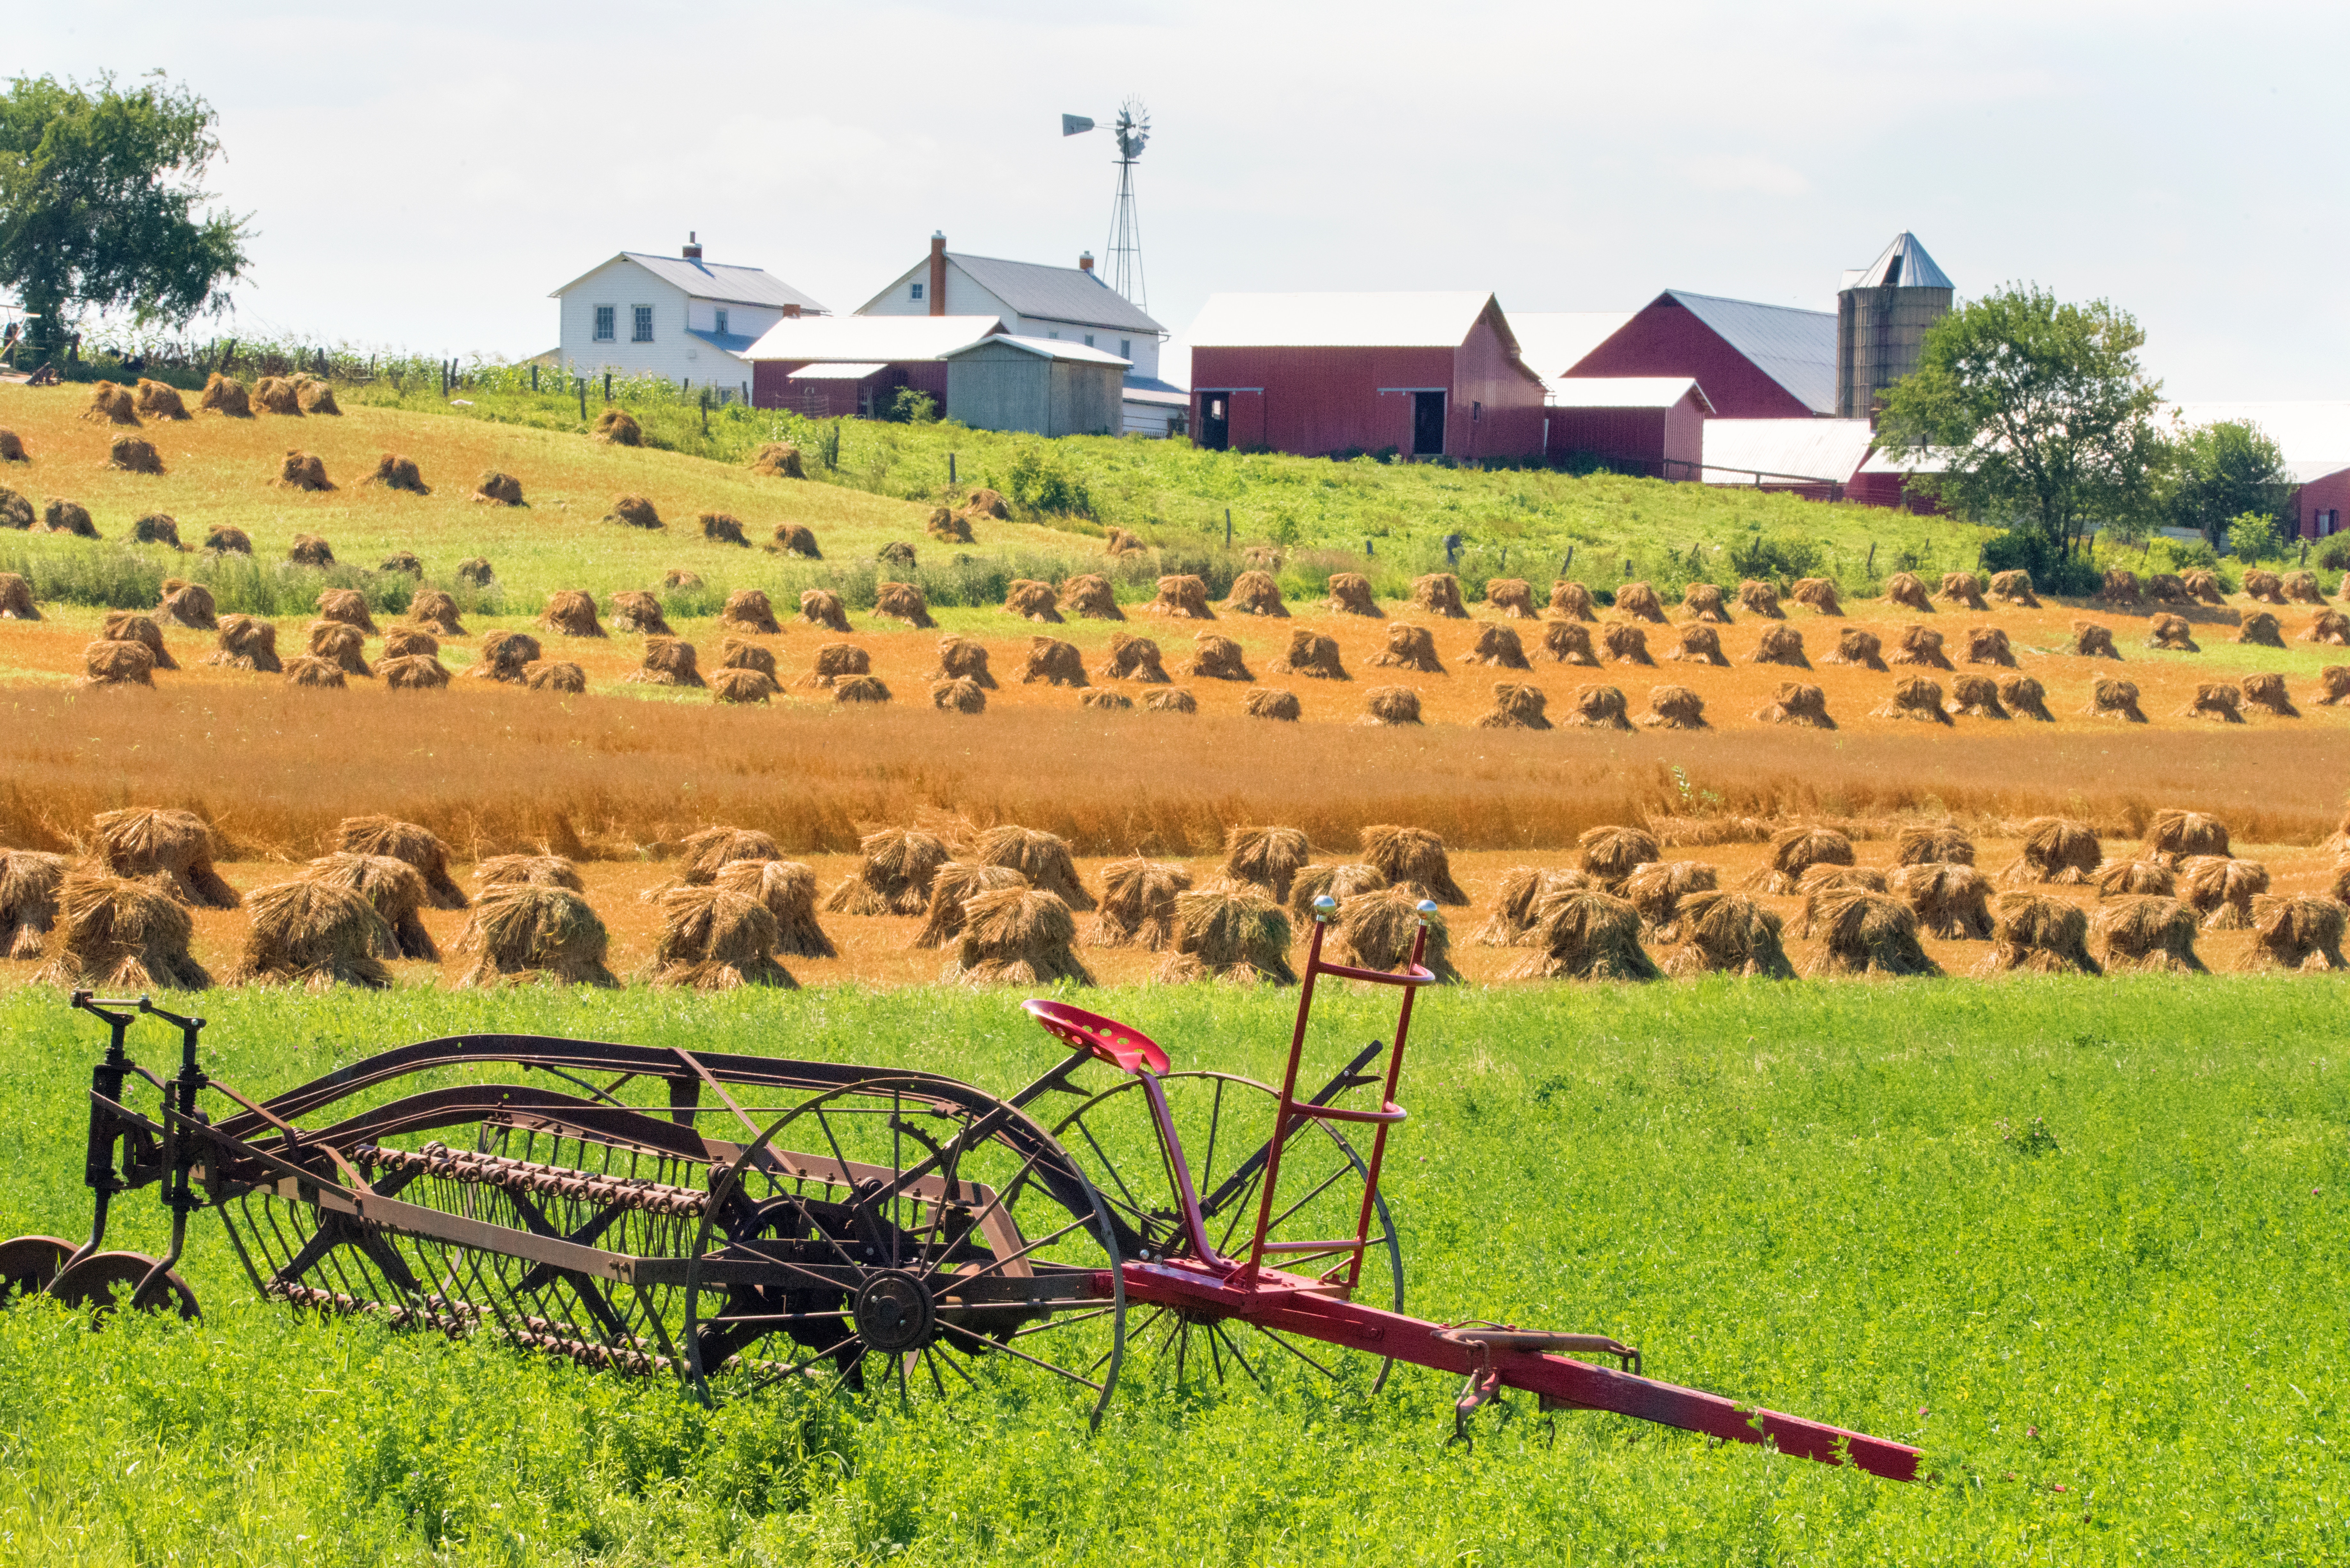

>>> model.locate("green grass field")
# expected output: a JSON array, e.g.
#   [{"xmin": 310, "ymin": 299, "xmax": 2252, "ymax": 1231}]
[
  {"xmin": 345, "ymin": 375, "xmax": 2008, "ymax": 604},
  {"xmin": 2, "ymin": 977, "xmax": 2343, "ymax": 1565}
]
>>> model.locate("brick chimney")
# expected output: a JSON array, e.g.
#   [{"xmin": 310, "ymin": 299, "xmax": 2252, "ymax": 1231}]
[
  {"xmin": 1078, "ymin": 251, "xmax": 1095, "ymax": 274},
  {"xmin": 683, "ymin": 231, "xmax": 702, "ymax": 262},
  {"xmin": 929, "ymin": 231, "xmax": 947, "ymax": 317}
]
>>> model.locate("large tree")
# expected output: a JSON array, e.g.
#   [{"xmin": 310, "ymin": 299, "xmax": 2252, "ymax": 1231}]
[
  {"xmin": 2162, "ymin": 418, "xmax": 2294, "ymax": 548},
  {"xmin": 1877, "ymin": 285, "xmax": 2166, "ymax": 556},
  {"xmin": 0, "ymin": 72, "xmax": 250, "ymax": 360}
]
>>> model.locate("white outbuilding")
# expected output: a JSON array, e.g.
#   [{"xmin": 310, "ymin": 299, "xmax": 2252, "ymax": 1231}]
[{"xmin": 550, "ymin": 235, "xmax": 828, "ymax": 399}]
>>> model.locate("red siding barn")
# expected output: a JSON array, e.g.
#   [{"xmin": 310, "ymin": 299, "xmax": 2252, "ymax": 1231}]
[
  {"xmin": 1544, "ymin": 379, "xmax": 1711, "ymax": 477},
  {"xmin": 1567, "ymin": 290, "xmax": 1837, "ymax": 421},
  {"xmin": 742, "ymin": 316, "xmax": 1000, "ymax": 417},
  {"xmin": 1186, "ymin": 293, "xmax": 1548, "ymax": 460}
]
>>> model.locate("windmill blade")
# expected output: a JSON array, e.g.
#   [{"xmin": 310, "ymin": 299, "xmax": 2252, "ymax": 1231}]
[{"xmin": 1061, "ymin": 114, "xmax": 1095, "ymax": 136}]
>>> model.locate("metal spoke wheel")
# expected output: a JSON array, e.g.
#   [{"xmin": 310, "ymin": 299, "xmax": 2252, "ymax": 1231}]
[
  {"xmin": 685, "ymin": 1076, "xmax": 1126, "ymax": 1424},
  {"xmin": 1050, "ymin": 1071, "xmax": 1402, "ymax": 1396}
]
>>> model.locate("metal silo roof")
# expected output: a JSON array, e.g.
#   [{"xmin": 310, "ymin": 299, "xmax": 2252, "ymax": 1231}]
[{"xmin": 1846, "ymin": 233, "xmax": 1953, "ymax": 293}]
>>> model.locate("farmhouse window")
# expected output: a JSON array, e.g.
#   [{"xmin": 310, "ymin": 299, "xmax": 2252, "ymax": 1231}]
[
  {"xmin": 632, "ymin": 306, "xmax": 654, "ymax": 343},
  {"xmin": 910, "ymin": 282, "xmax": 924, "ymax": 301},
  {"xmin": 715, "ymin": 308, "xmax": 729, "ymax": 336},
  {"xmin": 593, "ymin": 306, "xmax": 615, "ymax": 342}
]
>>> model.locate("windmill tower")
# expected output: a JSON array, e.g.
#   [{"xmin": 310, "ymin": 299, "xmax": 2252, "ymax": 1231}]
[{"xmin": 1062, "ymin": 98, "xmax": 1151, "ymax": 310}]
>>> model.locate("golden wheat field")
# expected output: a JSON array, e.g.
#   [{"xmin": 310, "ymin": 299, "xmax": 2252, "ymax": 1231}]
[{"xmin": 5, "ymin": 379, "xmax": 2348, "ymax": 878}]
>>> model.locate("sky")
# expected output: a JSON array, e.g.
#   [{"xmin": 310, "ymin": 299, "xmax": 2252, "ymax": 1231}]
[{"xmin": 13, "ymin": 0, "xmax": 2348, "ymax": 399}]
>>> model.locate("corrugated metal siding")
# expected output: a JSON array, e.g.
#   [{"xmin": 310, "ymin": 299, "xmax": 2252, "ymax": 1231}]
[
  {"xmin": 1049, "ymin": 361, "xmax": 1124, "ymax": 436},
  {"xmin": 944, "ymin": 343, "xmax": 1121, "ymax": 436},
  {"xmin": 1664, "ymin": 396, "xmax": 1706, "ymax": 475},
  {"xmin": 1570, "ymin": 298, "xmax": 1817, "ymax": 420},
  {"xmin": 1546, "ymin": 407, "xmax": 1672, "ymax": 474},
  {"xmin": 949, "ymin": 349, "xmax": 1049, "ymax": 433},
  {"xmin": 1188, "ymin": 345, "xmax": 1451, "ymax": 456}
]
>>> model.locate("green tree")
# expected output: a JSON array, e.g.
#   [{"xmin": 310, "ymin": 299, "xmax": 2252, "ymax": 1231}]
[
  {"xmin": 1877, "ymin": 285, "xmax": 2166, "ymax": 558},
  {"xmin": 2226, "ymin": 510, "xmax": 2286, "ymax": 562},
  {"xmin": 0, "ymin": 72, "xmax": 250, "ymax": 361},
  {"xmin": 2164, "ymin": 419, "xmax": 2294, "ymax": 547}
]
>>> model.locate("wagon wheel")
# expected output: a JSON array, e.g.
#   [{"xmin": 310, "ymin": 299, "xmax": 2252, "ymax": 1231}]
[
  {"xmin": 48, "ymin": 1250, "xmax": 201, "ymax": 1321},
  {"xmin": 1050, "ymin": 1070, "xmax": 1403, "ymax": 1395},
  {"xmin": 0, "ymin": 1235, "xmax": 76, "ymax": 1301},
  {"xmin": 685, "ymin": 1075, "xmax": 1126, "ymax": 1424}
]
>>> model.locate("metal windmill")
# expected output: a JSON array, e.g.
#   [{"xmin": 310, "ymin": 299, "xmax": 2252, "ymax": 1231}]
[{"xmin": 1061, "ymin": 97, "xmax": 1151, "ymax": 309}]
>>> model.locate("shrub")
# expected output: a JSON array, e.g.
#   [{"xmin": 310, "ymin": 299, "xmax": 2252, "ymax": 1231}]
[
  {"xmin": 1727, "ymin": 532, "xmax": 1823, "ymax": 584},
  {"xmin": 886, "ymin": 388, "xmax": 939, "ymax": 424},
  {"xmin": 1006, "ymin": 446, "xmax": 1092, "ymax": 518},
  {"xmin": 1979, "ymin": 529, "xmax": 2100, "ymax": 596}
]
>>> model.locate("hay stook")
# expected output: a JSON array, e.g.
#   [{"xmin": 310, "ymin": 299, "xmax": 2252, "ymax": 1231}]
[
  {"xmin": 1475, "ymin": 682, "xmax": 1550, "ymax": 729},
  {"xmin": 1668, "ymin": 625, "xmax": 1728, "ymax": 666},
  {"xmin": 1754, "ymin": 681, "xmax": 1834, "ymax": 728},
  {"xmin": 1369, "ymin": 623, "xmax": 1445, "ymax": 672},
  {"xmin": 1270, "ymin": 629, "xmax": 1349, "ymax": 679}
]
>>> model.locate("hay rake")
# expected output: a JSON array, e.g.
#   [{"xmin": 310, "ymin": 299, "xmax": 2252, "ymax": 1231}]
[{"xmin": 3, "ymin": 900, "xmax": 1920, "ymax": 1480}]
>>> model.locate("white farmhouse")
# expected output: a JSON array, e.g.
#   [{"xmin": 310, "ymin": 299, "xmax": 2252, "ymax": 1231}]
[
  {"xmin": 550, "ymin": 235, "xmax": 828, "ymax": 400},
  {"xmin": 857, "ymin": 232, "xmax": 1184, "ymax": 435}
]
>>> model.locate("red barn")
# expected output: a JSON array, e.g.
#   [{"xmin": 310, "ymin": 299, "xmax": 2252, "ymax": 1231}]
[
  {"xmin": 1566, "ymin": 290, "xmax": 1837, "ymax": 420},
  {"xmin": 1185, "ymin": 292, "xmax": 1548, "ymax": 460},
  {"xmin": 1543, "ymin": 379, "xmax": 1711, "ymax": 477}
]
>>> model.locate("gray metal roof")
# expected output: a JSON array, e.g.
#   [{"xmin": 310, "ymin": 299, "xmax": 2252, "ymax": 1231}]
[
  {"xmin": 945, "ymin": 333, "xmax": 1131, "ymax": 367},
  {"xmin": 949, "ymin": 253, "xmax": 1164, "ymax": 335},
  {"xmin": 1664, "ymin": 290, "xmax": 1837, "ymax": 416},
  {"xmin": 684, "ymin": 327, "xmax": 762, "ymax": 357},
  {"xmin": 739, "ymin": 315, "xmax": 1005, "ymax": 363},
  {"xmin": 1845, "ymin": 233, "xmax": 1953, "ymax": 293},
  {"xmin": 549, "ymin": 252, "xmax": 830, "ymax": 314}
]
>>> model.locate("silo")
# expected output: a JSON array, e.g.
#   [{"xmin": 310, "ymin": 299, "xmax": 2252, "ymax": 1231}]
[{"xmin": 1836, "ymin": 233, "xmax": 1954, "ymax": 421}]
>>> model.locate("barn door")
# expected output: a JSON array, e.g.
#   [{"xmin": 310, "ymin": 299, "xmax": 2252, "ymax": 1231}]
[
  {"xmin": 1412, "ymin": 391, "xmax": 1446, "ymax": 457},
  {"xmin": 1200, "ymin": 394, "xmax": 1231, "ymax": 451}
]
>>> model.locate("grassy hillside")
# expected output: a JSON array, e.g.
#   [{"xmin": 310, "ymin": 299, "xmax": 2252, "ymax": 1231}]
[
  {"xmin": 344, "ymin": 373, "xmax": 2009, "ymax": 602},
  {"xmin": 1, "ymin": 979, "xmax": 2344, "ymax": 1564}
]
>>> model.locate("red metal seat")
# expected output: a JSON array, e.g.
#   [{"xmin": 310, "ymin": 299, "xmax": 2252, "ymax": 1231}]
[{"xmin": 1021, "ymin": 999, "xmax": 1170, "ymax": 1075}]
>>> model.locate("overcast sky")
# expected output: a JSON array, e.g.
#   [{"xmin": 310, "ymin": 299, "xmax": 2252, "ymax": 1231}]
[{"xmin": 15, "ymin": 0, "xmax": 2346, "ymax": 398}]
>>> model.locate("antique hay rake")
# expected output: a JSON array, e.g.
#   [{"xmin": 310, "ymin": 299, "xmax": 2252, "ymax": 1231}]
[{"xmin": 2, "ymin": 899, "xmax": 1919, "ymax": 1480}]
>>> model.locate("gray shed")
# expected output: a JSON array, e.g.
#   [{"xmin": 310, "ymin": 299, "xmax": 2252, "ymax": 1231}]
[{"xmin": 943, "ymin": 335, "xmax": 1129, "ymax": 437}]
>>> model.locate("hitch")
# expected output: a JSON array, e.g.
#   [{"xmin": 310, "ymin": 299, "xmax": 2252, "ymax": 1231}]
[{"xmin": 1436, "ymin": 1322, "xmax": 1642, "ymax": 1451}]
